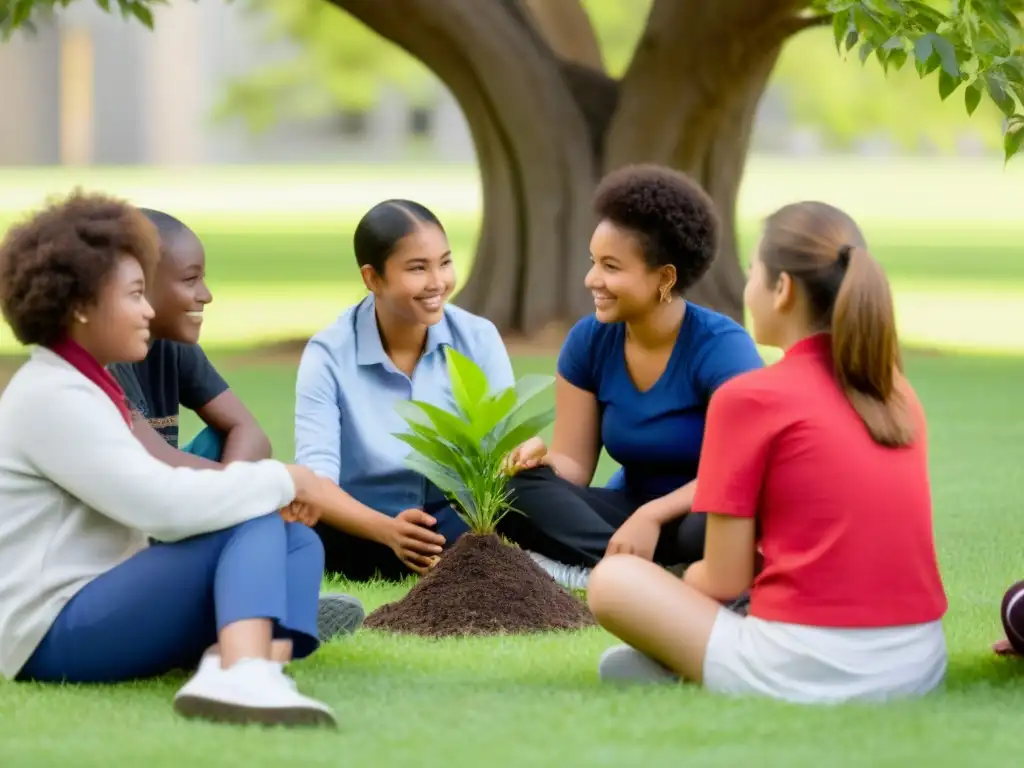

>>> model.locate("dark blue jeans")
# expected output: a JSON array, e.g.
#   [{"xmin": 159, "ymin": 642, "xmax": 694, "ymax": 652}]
[{"xmin": 18, "ymin": 428, "xmax": 323, "ymax": 684}]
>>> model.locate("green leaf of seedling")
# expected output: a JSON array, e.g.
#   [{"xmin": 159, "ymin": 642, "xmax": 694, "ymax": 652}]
[
  {"xmin": 392, "ymin": 430, "xmax": 475, "ymax": 482},
  {"xmin": 395, "ymin": 399, "xmax": 478, "ymax": 454},
  {"xmin": 403, "ymin": 453, "xmax": 477, "ymax": 517},
  {"xmin": 495, "ymin": 374, "xmax": 555, "ymax": 432},
  {"xmin": 445, "ymin": 347, "xmax": 488, "ymax": 421},
  {"xmin": 490, "ymin": 407, "xmax": 556, "ymax": 461},
  {"xmin": 472, "ymin": 388, "xmax": 518, "ymax": 442}
]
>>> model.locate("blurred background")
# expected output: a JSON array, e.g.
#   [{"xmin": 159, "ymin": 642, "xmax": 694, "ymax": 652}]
[{"xmin": 0, "ymin": 0, "xmax": 1021, "ymax": 364}]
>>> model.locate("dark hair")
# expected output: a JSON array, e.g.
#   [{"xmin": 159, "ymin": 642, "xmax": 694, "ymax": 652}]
[
  {"xmin": 137, "ymin": 208, "xmax": 192, "ymax": 245},
  {"xmin": 760, "ymin": 201, "xmax": 913, "ymax": 447},
  {"xmin": 0, "ymin": 190, "xmax": 160, "ymax": 347},
  {"xmin": 592, "ymin": 164, "xmax": 719, "ymax": 295},
  {"xmin": 353, "ymin": 199, "xmax": 444, "ymax": 274}
]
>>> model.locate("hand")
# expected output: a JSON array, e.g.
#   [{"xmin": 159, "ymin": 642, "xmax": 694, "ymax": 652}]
[
  {"xmin": 284, "ymin": 464, "xmax": 323, "ymax": 504},
  {"xmin": 605, "ymin": 505, "xmax": 661, "ymax": 561},
  {"xmin": 281, "ymin": 501, "xmax": 321, "ymax": 527},
  {"xmin": 504, "ymin": 436, "xmax": 548, "ymax": 475},
  {"xmin": 385, "ymin": 509, "xmax": 447, "ymax": 575},
  {"xmin": 993, "ymin": 638, "xmax": 1022, "ymax": 657}
]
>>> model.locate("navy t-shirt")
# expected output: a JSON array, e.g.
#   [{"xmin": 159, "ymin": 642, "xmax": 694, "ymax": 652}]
[
  {"xmin": 109, "ymin": 340, "xmax": 229, "ymax": 449},
  {"xmin": 557, "ymin": 303, "xmax": 765, "ymax": 502}
]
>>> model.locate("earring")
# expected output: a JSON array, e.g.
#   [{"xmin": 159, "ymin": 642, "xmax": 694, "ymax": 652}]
[
  {"xmin": 74, "ymin": 313, "xmax": 88, "ymax": 324},
  {"xmin": 659, "ymin": 285, "xmax": 672, "ymax": 304}
]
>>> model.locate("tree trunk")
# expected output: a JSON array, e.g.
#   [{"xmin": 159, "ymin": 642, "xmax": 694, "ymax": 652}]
[{"xmin": 330, "ymin": 0, "xmax": 805, "ymax": 334}]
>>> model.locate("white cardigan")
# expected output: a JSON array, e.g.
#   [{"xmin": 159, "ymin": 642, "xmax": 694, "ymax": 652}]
[{"xmin": 0, "ymin": 348, "xmax": 297, "ymax": 679}]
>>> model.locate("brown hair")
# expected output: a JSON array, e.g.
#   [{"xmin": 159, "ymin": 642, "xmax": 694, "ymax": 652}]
[
  {"xmin": 759, "ymin": 201, "xmax": 913, "ymax": 447},
  {"xmin": 0, "ymin": 189, "xmax": 161, "ymax": 348}
]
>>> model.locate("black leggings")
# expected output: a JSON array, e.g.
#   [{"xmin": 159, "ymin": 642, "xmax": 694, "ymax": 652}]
[{"xmin": 498, "ymin": 467, "xmax": 706, "ymax": 568}]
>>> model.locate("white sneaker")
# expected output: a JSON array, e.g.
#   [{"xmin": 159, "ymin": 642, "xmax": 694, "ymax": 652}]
[
  {"xmin": 527, "ymin": 551, "xmax": 592, "ymax": 591},
  {"xmin": 173, "ymin": 657, "xmax": 336, "ymax": 728}
]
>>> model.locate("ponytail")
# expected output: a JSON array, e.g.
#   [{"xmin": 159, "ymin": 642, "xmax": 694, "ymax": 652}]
[{"xmin": 831, "ymin": 246, "xmax": 915, "ymax": 447}]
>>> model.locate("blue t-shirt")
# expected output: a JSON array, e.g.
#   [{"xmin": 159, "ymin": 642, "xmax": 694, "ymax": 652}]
[{"xmin": 557, "ymin": 303, "xmax": 764, "ymax": 502}]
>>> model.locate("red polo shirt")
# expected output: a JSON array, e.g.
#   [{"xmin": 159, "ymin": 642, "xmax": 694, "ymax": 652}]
[{"xmin": 692, "ymin": 334, "xmax": 947, "ymax": 628}]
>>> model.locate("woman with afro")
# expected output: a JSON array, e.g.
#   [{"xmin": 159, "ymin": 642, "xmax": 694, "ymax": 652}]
[
  {"xmin": 501, "ymin": 164, "xmax": 764, "ymax": 589},
  {"xmin": 0, "ymin": 191, "xmax": 347, "ymax": 727}
]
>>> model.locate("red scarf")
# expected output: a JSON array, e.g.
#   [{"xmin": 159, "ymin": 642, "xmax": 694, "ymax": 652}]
[{"xmin": 49, "ymin": 337, "xmax": 134, "ymax": 428}]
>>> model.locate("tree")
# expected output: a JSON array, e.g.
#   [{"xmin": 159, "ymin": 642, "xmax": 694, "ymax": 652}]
[{"xmin": 4, "ymin": 0, "xmax": 1023, "ymax": 334}]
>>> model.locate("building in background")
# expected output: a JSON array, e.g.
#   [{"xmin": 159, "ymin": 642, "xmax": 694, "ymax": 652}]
[{"xmin": 0, "ymin": 1, "xmax": 475, "ymax": 167}]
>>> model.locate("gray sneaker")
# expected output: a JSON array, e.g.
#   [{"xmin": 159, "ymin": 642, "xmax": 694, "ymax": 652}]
[
  {"xmin": 316, "ymin": 593, "xmax": 365, "ymax": 641},
  {"xmin": 598, "ymin": 645, "xmax": 679, "ymax": 684},
  {"xmin": 527, "ymin": 551, "xmax": 592, "ymax": 591}
]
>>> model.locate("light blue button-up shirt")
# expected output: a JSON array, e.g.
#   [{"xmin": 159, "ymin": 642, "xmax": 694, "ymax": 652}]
[{"xmin": 294, "ymin": 294, "xmax": 515, "ymax": 517}]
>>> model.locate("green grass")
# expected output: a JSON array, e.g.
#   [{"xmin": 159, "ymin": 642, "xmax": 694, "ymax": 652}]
[{"xmin": 2, "ymin": 351, "xmax": 1024, "ymax": 767}]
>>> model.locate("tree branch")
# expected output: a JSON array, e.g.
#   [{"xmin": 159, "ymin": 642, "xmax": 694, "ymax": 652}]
[{"xmin": 521, "ymin": 0, "xmax": 605, "ymax": 72}]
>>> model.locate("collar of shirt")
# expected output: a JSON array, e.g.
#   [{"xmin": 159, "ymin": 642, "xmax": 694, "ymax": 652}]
[{"xmin": 354, "ymin": 294, "xmax": 454, "ymax": 368}]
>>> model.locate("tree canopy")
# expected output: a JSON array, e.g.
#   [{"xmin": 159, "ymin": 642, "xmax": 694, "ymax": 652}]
[{"xmin": 3, "ymin": 0, "xmax": 1021, "ymax": 159}]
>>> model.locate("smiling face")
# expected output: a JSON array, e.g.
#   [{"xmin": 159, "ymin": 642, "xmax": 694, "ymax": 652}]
[
  {"xmin": 361, "ymin": 223, "xmax": 455, "ymax": 327},
  {"xmin": 146, "ymin": 228, "xmax": 212, "ymax": 344},
  {"xmin": 72, "ymin": 255, "xmax": 155, "ymax": 365},
  {"xmin": 584, "ymin": 219, "xmax": 673, "ymax": 324}
]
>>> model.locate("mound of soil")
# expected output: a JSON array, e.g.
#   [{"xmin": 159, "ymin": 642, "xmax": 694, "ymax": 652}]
[{"xmin": 363, "ymin": 534, "xmax": 596, "ymax": 637}]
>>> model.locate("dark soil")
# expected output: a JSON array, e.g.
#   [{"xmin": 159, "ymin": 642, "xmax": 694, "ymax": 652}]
[{"xmin": 363, "ymin": 534, "xmax": 596, "ymax": 637}]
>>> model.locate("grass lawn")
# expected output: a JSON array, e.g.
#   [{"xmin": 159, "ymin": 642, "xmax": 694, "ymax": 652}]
[{"xmin": 2, "ymin": 351, "xmax": 1023, "ymax": 767}]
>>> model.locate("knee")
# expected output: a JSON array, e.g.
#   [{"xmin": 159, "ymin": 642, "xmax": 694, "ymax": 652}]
[
  {"xmin": 286, "ymin": 522, "xmax": 325, "ymax": 571},
  {"xmin": 587, "ymin": 554, "xmax": 643, "ymax": 624}
]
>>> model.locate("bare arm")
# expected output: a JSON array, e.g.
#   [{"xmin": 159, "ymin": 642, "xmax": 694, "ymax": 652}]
[
  {"xmin": 682, "ymin": 514, "xmax": 756, "ymax": 602},
  {"xmin": 196, "ymin": 389, "xmax": 272, "ymax": 463},
  {"xmin": 543, "ymin": 374, "xmax": 602, "ymax": 487},
  {"xmin": 635, "ymin": 480, "xmax": 697, "ymax": 524}
]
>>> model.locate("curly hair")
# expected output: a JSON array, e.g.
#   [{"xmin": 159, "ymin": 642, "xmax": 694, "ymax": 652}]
[
  {"xmin": 0, "ymin": 190, "xmax": 161, "ymax": 347},
  {"xmin": 593, "ymin": 164, "xmax": 720, "ymax": 295}
]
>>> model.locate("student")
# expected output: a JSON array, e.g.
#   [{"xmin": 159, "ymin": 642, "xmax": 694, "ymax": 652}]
[
  {"xmin": 294, "ymin": 199, "xmax": 515, "ymax": 580},
  {"xmin": 501, "ymin": 165, "xmax": 764, "ymax": 589},
  {"xmin": 586, "ymin": 201, "xmax": 949, "ymax": 704},
  {"xmin": 0, "ymin": 191, "xmax": 350, "ymax": 726},
  {"xmin": 108, "ymin": 209, "xmax": 364, "ymax": 641}
]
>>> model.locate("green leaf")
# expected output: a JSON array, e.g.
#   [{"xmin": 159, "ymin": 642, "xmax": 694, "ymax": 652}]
[
  {"xmin": 859, "ymin": 41, "xmax": 875, "ymax": 65},
  {"xmin": 931, "ymin": 35, "xmax": 960, "ymax": 77},
  {"xmin": 445, "ymin": 347, "xmax": 488, "ymax": 421},
  {"xmin": 490, "ymin": 408, "xmax": 556, "ymax": 461},
  {"xmin": 392, "ymin": 430, "xmax": 473, "ymax": 480},
  {"xmin": 913, "ymin": 34, "xmax": 941, "ymax": 76},
  {"xmin": 965, "ymin": 80, "xmax": 984, "ymax": 114},
  {"xmin": 473, "ymin": 388, "xmax": 518, "ymax": 442},
  {"xmin": 833, "ymin": 10, "xmax": 851, "ymax": 52},
  {"xmin": 888, "ymin": 49, "xmax": 909, "ymax": 71},
  {"xmin": 845, "ymin": 27, "xmax": 859, "ymax": 53},
  {"xmin": 12, "ymin": 0, "xmax": 33, "ymax": 26},
  {"xmin": 939, "ymin": 69, "xmax": 961, "ymax": 99},
  {"xmin": 395, "ymin": 400, "xmax": 477, "ymax": 453},
  {"xmin": 985, "ymin": 73, "xmax": 1018, "ymax": 117},
  {"xmin": 128, "ymin": 2, "xmax": 155, "ymax": 28},
  {"xmin": 403, "ymin": 453, "xmax": 476, "ymax": 517},
  {"xmin": 1005, "ymin": 119, "xmax": 1024, "ymax": 163}
]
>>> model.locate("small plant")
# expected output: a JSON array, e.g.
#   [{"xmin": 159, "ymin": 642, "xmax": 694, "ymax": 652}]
[{"xmin": 392, "ymin": 348, "xmax": 554, "ymax": 535}]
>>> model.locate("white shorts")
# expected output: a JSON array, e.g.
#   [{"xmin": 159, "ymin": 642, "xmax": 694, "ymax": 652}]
[{"xmin": 702, "ymin": 609, "xmax": 947, "ymax": 704}]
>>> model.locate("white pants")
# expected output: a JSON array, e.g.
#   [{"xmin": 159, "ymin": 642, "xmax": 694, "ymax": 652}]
[{"xmin": 702, "ymin": 608, "xmax": 947, "ymax": 704}]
